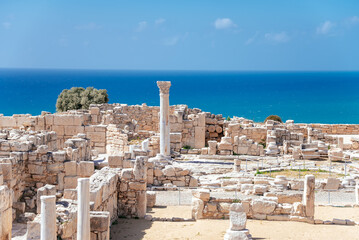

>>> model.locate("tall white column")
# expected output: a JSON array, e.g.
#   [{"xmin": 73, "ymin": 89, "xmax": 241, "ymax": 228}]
[
  {"xmin": 40, "ymin": 195, "xmax": 56, "ymax": 240},
  {"xmin": 77, "ymin": 178, "xmax": 90, "ymax": 240},
  {"xmin": 157, "ymin": 81, "xmax": 171, "ymax": 157}
]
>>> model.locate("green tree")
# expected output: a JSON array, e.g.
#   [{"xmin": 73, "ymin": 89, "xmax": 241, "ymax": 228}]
[
  {"xmin": 264, "ymin": 115, "xmax": 282, "ymax": 123},
  {"xmin": 56, "ymin": 87, "xmax": 109, "ymax": 112}
]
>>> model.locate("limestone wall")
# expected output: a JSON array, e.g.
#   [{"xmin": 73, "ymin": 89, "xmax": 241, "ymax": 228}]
[
  {"xmin": 309, "ymin": 124, "xmax": 359, "ymax": 135},
  {"xmin": 0, "ymin": 167, "xmax": 12, "ymax": 240},
  {"xmin": 192, "ymin": 190, "xmax": 308, "ymax": 222},
  {"xmin": 0, "ymin": 130, "xmax": 94, "ymax": 220}
]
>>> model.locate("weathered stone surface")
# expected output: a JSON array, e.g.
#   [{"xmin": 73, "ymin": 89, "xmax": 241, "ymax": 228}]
[
  {"xmin": 163, "ymin": 165, "xmax": 176, "ymax": 177},
  {"xmin": 147, "ymin": 191, "xmax": 156, "ymax": 207},
  {"xmin": 128, "ymin": 182, "xmax": 146, "ymax": 191},
  {"xmin": 133, "ymin": 156, "xmax": 147, "ymax": 181},
  {"xmin": 324, "ymin": 178, "xmax": 340, "ymax": 190},
  {"xmin": 78, "ymin": 161, "xmax": 94, "ymax": 177},
  {"xmin": 224, "ymin": 229, "xmax": 249, "ymax": 240},
  {"xmin": 192, "ymin": 198, "xmax": 204, "ymax": 219},
  {"xmin": 229, "ymin": 203, "xmax": 247, "ymax": 231},
  {"xmin": 36, "ymin": 184, "xmax": 56, "ymax": 214},
  {"xmin": 303, "ymin": 175, "xmax": 315, "ymax": 218},
  {"xmin": 251, "ymin": 199, "xmax": 276, "ymax": 215},
  {"xmin": 90, "ymin": 211, "xmax": 110, "ymax": 232},
  {"xmin": 64, "ymin": 161, "xmax": 77, "ymax": 176},
  {"xmin": 108, "ymin": 155, "xmax": 123, "ymax": 167},
  {"xmin": 192, "ymin": 189, "xmax": 210, "ymax": 201}
]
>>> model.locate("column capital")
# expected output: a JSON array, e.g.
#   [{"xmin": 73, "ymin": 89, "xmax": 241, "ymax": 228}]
[{"xmin": 157, "ymin": 81, "xmax": 171, "ymax": 94}]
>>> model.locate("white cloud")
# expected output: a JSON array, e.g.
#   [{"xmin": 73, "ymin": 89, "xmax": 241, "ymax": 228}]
[
  {"xmin": 265, "ymin": 32, "xmax": 289, "ymax": 43},
  {"xmin": 136, "ymin": 21, "xmax": 147, "ymax": 32},
  {"xmin": 163, "ymin": 36, "xmax": 179, "ymax": 46},
  {"xmin": 350, "ymin": 16, "xmax": 359, "ymax": 24},
  {"xmin": 316, "ymin": 21, "xmax": 335, "ymax": 34},
  {"xmin": 2, "ymin": 22, "xmax": 11, "ymax": 29},
  {"xmin": 163, "ymin": 33, "xmax": 188, "ymax": 46},
  {"xmin": 155, "ymin": 18, "xmax": 166, "ymax": 25},
  {"xmin": 214, "ymin": 18, "xmax": 236, "ymax": 30},
  {"xmin": 75, "ymin": 23, "xmax": 101, "ymax": 30},
  {"xmin": 245, "ymin": 32, "xmax": 260, "ymax": 45}
]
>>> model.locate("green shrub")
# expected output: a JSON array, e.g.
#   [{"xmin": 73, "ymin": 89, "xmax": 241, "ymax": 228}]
[
  {"xmin": 264, "ymin": 115, "xmax": 282, "ymax": 123},
  {"xmin": 56, "ymin": 87, "xmax": 109, "ymax": 112},
  {"xmin": 258, "ymin": 138, "xmax": 266, "ymax": 148},
  {"xmin": 183, "ymin": 145, "xmax": 192, "ymax": 150}
]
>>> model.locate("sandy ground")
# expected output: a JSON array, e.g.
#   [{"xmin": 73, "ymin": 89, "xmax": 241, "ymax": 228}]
[{"xmin": 110, "ymin": 206, "xmax": 359, "ymax": 240}]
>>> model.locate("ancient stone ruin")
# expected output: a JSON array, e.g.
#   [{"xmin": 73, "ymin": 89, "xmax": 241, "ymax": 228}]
[{"xmin": 1, "ymin": 80, "xmax": 359, "ymax": 239}]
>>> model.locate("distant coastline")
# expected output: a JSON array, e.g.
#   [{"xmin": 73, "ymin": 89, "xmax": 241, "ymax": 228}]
[{"xmin": 1, "ymin": 68, "xmax": 359, "ymax": 124}]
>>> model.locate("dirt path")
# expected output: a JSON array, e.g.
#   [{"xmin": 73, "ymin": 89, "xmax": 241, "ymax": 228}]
[{"xmin": 110, "ymin": 206, "xmax": 359, "ymax": 240}]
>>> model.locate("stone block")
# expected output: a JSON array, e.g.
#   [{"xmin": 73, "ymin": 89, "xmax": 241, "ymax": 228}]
[
  {"xmin": 229, "ymin": 203, "xmax": 247, "ymax": 231},
  {"xmin": 63, "ymin": 189, "xmax": 77, "ymax": 200},
  {"xmin": 170, "ymin": 133, "xmax": 182, "ymax": 143},
  {"xmin": 77, "ymin": 161, "xmax": 94, "ymax": 177},
  {"xmin": 251, "ymin": 199, "xmax": 276, "ymax": 215},
  {"xmin": 194, "ymin": 127, "xmax": 205, "ymax": 149},
  {"xmin": 90, "ymin": 211, "xmax": 110, "ymax": 232},
  {"xmin": 28, "ymin": 164, "xmax": 44, "ymax": 175},
  {"xmin": 173, "ymin": 180, "xmax": 185, "ymax": 187},
  {"xmin": 36, "ymin": 184, "xmax": 56, "ymax": 214},
  {"xmin": 128, "ymin": 182, "xmax": 146, "ymax": 191},
  {"xmin": 303, "ymin": 175, "xmax": 315, "ymax": 218},
  {"xmin": 192, "ymin": 198, "xmax": 204, "ymax": 219},
  {"xmin": 64, "ymin": 161, "xmax": 77, "ymax": 176},
  {"xmin": 108, "ymin": 155, "xmax": 123, "ymax": 167},
  {"xmin": 86, "ymin": 131, "xmax": 106, "ymax": 142},
  {"xmin": 189, "ymin": 177, "xmax": 198, "ymax": 187},
  {"xmin": 147, "ymin": 191, "xmax": 156, "ymax": 208},
  {"xmin": 163, "ymin": 165, "xmax": 175, "ymax": 177},
  {"xmin": 192, "ymin": 189, "xmax": 210, "ymax": 201},
  {"xmin": 224, "ymin": 229, "xmax": 249, "ymax": 240},
  {"xmin": 52, "ymin": 151, "xmax": 66, "ymax": 162},
  {"xmin": 0, "ymin": 163, "xmax": 11, "ymax": 181},
  {"xmin": 0, "ymin": 186, "xmax": 11, "ymax": 212},
  {"xmin": 133, "ymin": 156, "xmax": 147, "ymax": 181},
  {"xmin": 0, "ymin": 207, "xmax": 13, "ymax": 238},
  {"xmin": 64, "ymin": 176, "xmax": 78, "ymax": 189},
  {"xmin": 324, "ymin": 178, "xmax": 340, "ymax": 190}
]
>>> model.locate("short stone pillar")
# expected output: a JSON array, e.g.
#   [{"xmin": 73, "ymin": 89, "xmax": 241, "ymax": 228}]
[
  {"xmin": 77, "ymin": 178, "xmax": 90, "ymax": 240},
  {"xmin": 142, "ymin": 139, "xmax": 149, "ymax": 152},
  {"xmin": 37, "ymin": 184, "xmax": 56, "ymax": 214},
  {"xmin": 40, "ymin": 195, "xmax": 56, "ymax": 240},
  {"xmin": 307, "ymin": 128, "xmax": 312, "ymax": 143},
  {"xmin": 157, "ymin": 81, "xmax": 171, "ymax": 157},
  {"xmin": 134, "ymin": 156, "xmax": 148, "ymax": 218},
  {"xmin": 338, "ymin": 137, "xmax": 344, "ymax": 149},
  {"xmin": 224, "ymin": 203, "xmax": 252, "ymax": 240},
  {"xmin": 355, "ymin": 184, "xmax": 359, "ymax": 205},
  {"xmin": 234, "ymin": 159, "xmax": 241, "ymax": 172},
  {"xmin": 208, "ymin": 141, "xmax": 217, "ymax": 155},
  {"xmin": 302, "ymin": 175, "xmax": 315, "ymax": 219}
]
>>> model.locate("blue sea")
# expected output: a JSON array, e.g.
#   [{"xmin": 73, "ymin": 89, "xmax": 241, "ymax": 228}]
[{"xmin": 0, "ymin": 69, "xmax": 359, "ymax": 124}]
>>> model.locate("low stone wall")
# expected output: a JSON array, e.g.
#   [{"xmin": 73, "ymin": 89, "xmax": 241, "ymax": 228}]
[
  {"xmin": 309, "ymin": 124, "xmax": 359, "ymax": 135},
  {"xmin": 191, "ymin": 190, "xmax": 303, "ymax": 221},
  {"xmin": 0, "ymin": 169, "xmax": 12, "ymax": 240},
  {"xmin": 107, "ymin": 155, "xmax": 198, "ymax": 188},
  {"xmin": 0, "ymin": 130, "xmax": 94, "ymax": 219},
  {"xmin": 148, "ymin": 163, "xmax": 198, "ymax": 187},
  {"xmin": 192, "ymin": 176, "xmax": 315, "ymax": 222},
  {"xmin": 28, "ymin": 159, "xmax": 148, "ymax": 239}
]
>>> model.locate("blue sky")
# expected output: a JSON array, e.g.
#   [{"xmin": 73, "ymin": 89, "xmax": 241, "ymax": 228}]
[{"xmin": 0, "ymin": 0, "xmax": 359, "ymax": 70}]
